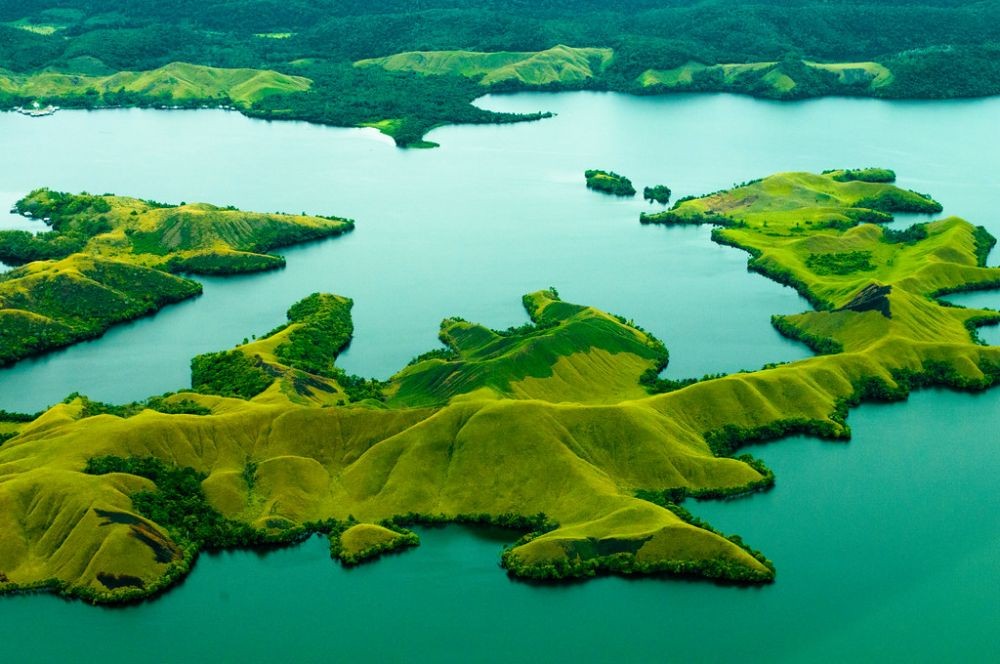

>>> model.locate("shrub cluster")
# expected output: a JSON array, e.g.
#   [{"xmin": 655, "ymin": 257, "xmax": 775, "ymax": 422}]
[
  {"xmin": 191, "ymin": 351, "xmax": 273, "ymax": 399},
  {"xmin": 828, "ymin": 168, "xmax": 896, "ymax": 183},
  {"xmin": 584, "ymin": 169, "xmax": 636, "ymax": 197},
  {"xmin": 805, "ymin": 250, "xmax": 876, "ymax": 276},
  {"xmin": 643, "ymin": 184, "xmax": 671, "ymax": 204}
]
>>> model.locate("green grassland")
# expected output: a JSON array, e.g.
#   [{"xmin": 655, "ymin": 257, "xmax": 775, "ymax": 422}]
[
  {"xmin": 388, "ymin": 289, "xmax": 665, "ymax": 407},
  {"xmin": 4, "ymin": 19, "xmax": 64, "ymax": 35},
  {"xmin": 1, "ymin": 170, "xmax": 997, "ymax": 603},
  {"xmin": 191, "ymin": 292, "xmax": 359, "ymax": 407},
  {"xmin": 356, "ymin": 45, "xmax": 614, "ymax": 87},
  {"xmin": 0, "ymin": 190, "xmax": 353, "ymax": 365},
  {"xmin": 0, "ymin": 254, "xmax": 201, "ymax": 365},
  {"xmin": 0, "ymin": 62, "xmax": 311, "ymax": 108},
  {"xmin": 357, "ymin": 48, "xmax": 899, "ymax": 104},
  {"xmin": 638, "ymin": 60, "xmax": 894, "ymax": 98},
  {"xmin": 334, "ymin": 523, "xmax": 420, "ymax": 565}
]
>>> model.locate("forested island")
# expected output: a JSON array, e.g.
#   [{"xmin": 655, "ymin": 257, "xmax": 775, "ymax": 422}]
[
  {"xmin": 2, "ymin": 1, "xmax": 999, "ymax": 145},
  {"xmin": 0, "ymin": 189, "xmax": 353, "ymax": 365},
  {"xmin": 1, "ymin": 169, "xmax": 998, "ymax": 604},
  {"xmin": 585, "ymin": 170, "xmax": 636, "ymax": 197},
  {"xmin": 644, "ymin": 185, "xmax": 671, "ymax": 205}
]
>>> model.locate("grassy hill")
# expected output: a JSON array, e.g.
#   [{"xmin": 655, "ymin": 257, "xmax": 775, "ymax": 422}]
[
  {"xmin": 191, "ymin": 292, "xmax": 363, "ymax": 407},
  {"xmin": 638, "ymin": 60, "xmax": 894, "ymax": 98},
  {"xmin": 388, "ymin": 289, "xmax": 666, "ymax": 407},
  {"xmin": 0, "ymin": 189, "xmax": 353, "ymax": 365},
  {"xmin": 0, "ymin": 62, "xmax": 311, "ymax": 108},
  {"xmin": 1, "ymin": 169, "xmax": 997, "ymax": 604},
  {"xmin": 0, "ymin": 254, "xmax": 201, "ymax": 365},
  {"xmin": 356, "ymin": 45, "xmax": 614, "ymax": 87},
  {"xmin": 0, "ymin": 290, "xmax": 774, "ymax": 603}
]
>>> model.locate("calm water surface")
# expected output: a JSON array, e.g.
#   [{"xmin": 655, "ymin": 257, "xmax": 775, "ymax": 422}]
[
  {"xmin": 1, "ymin": 93, "xmax": 998, "ymax": 411},
  {"xmin": 1, "ymin": 93, "xmax": 998, "ymax": 661}
]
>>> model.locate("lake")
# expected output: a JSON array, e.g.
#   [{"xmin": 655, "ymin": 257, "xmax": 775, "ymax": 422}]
[
  {"xmin": 1, "ymin": 92, "xmax": 998, "ymax": 412},
  {"xmin": 1, "ymin": 92, "xmax": 998, "ymax": 661}
]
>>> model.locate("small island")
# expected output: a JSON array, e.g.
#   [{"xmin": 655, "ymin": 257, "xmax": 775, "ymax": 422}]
[
  {"xmin": 585, "ymin": 169, "xmax": 636, "ymax": 197},
  {"xmin": 0, "ymin": 169, "xmax": 997, "ymax": 604},
  {"xmin": 0, "ymin": 189, "xmax": 353, "ymax": 366},
  {"xmin": 643, "ymin": 184, "xmax": 672, "ymax": 204}
]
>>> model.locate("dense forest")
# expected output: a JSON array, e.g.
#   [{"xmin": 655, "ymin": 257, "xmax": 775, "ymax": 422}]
[{"xmin": 1, "ymin": 1, "xmax": 999, "ymax": 144}]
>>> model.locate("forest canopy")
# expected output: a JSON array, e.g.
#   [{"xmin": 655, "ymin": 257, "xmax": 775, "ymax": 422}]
[{"xmin": 2, "ymin": 1, "xmax": 999, "ymax": 145}]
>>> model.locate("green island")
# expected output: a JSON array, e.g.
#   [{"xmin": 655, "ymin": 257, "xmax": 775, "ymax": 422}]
[
  {"xmin": 0, "ymin": 189, "xmax": 353, "ymax": 365},
  {"xmin": 643, "ymin": 185, "xmax": 671, "ymax": 205},
  {"xmin": 0, "ymin": 169, "xmax": 998, "ymax": 604},
  {"xmin": 2, "ymin": 2, "xmax": 999, "ymax": 146},
  {"xmin": 585, "ymin": 170, "xmax": 636, "ymax": 197}
]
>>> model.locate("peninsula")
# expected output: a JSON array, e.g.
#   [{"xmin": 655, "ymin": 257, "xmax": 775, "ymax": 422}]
[{"xmin": 0, "ymin": 189, "xmax": 353, "ymax": 365}]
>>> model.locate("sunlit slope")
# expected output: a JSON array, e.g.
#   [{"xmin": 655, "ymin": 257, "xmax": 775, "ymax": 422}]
[
  {"xmin": 638, "ymin": 60, "xmax": 894, "ymax": 97},
  {"xmin": 0, "ymin": 289, "xmax": 774, "ymax": 602},
  {"xmin": 191, "ymin": 292, "xmax": 361, "ymax": 407},
  {"xmin": 640, "ymin": 170, "xmax": 995, "ymax": 309},
  {"xmin": 0, "ymin": 384, "xmax": 770, "ymax": 601},
  {"xmin": 0, "ymin": 62, "xmax": 311, "ymax": 107},
  {"xmin": 356, "ymin": 45, "xmax": 614, "ymax": 86},
  {"xmin": 388, "ymin": 289, "xmax": 666, "ymax": 406},
  {"xmin": 808, "ymin": 61, "xmax": 894, "ymax": 87},
  {"xmin": 335, "ymin": 523, "xmax": 418, "ymax": 564},
  {"xmin": 2, "ymin": 170, "xmax": 999, "ymax": 604},
  {"xmin": 0, "ymin": 254, "xmax": 201, "ymax": 365},
  {"xmin": 0, "ymin": 190, "xmax": 353, "ymax": 364},
  {"xmin": 13, "ymin": 188, "xmax": 353, "ymax": 273},
  {"xmin": 640, "ymin": 168, "xmax": 1000, "ymax": 426}
]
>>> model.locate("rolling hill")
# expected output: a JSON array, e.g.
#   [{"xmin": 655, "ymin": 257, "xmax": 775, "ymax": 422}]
[
  {"xmin": 638, "ymin": 60, "xmax": 895, "ymax": 98},
  {"xmin": 0, "ymin": 189, "xmax": 353, "ymax": 365},
  {"xmin": 356, "ymin": 45, "xmax": 615, "ymax": 87},
  {"xmin": 0, "ymin": 170, "xmax": 997, "ymax": 604},
  {"xmin": 0, "ymin": 62, "xmax": 311, "ymax": 107}
]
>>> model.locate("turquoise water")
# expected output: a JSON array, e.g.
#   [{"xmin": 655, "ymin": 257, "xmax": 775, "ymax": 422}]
[
  {"xmin": 1, "ymin": 93, "xmax": 999, "ymax": 661},
  {"xmin": 947, "ymin": 291, "xmax": 1000, "ymax": 346},
  {"xmin": 3, "ymin": 389, "xmax": 997, "ymax": 663},
  {"xmin": 2, "ymin": 93, "xmax": 999, "ymax": 411}
]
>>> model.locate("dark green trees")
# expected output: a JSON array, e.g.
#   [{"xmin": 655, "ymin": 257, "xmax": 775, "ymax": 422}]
[{"xmin": 585, "ymin": 170, "xmax": 636, "ymax": 197}]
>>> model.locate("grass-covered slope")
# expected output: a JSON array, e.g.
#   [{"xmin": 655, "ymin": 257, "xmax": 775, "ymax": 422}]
[
  {"xmin": 356, "ymin": 45, "xmax": 614, "ymax": 87},
  {"xmin": 0, "ymin": 254, "xmax": 201, "ymax": 365},
  {"xmin": 1, "ymin": 169, "xmax": 997, "ymax": 604},
  {"xmin": 0, "ymin": 62, "xmax": 311, "ymax": 108},
  {"xmin": 388, "ymin": 289, "xmax": 666, "ymax": 407},
  {"xmin": 0, "ymin": 189, "xmax": 353, "ymax": 364},
  {"xmin": 11, "ymin": 188, "xmax": 353, "ymax": 272},
  {"xmin": 638, "ymin": 60, "xmax": 894, "ymax": 98},
  {"xmin": 0, "ymin": 287, "xmax": 776, "ymax": 603},
  {"xmin": 334, "ymin": 523, "xmax": 419, "ymax": 565},
  {"xmin": 191, "ymin": 292, "xmax": 373, "ymax": 407},
  {"xmin": 640, "ymin": 169, "xmax": 1000, "ymax": 401}
]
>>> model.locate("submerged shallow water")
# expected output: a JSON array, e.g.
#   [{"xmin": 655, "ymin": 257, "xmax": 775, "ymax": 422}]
[{"xmin": 0, "ymin": 92, "xmax": 998, "ymax": 661}]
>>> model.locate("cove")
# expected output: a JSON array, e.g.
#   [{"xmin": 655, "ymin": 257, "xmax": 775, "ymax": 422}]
[
  {"xmin": 2, "ymin": 388, "xmax": 997, "ymax": 662},
  {"xmin": 1, "ymin": 93, "xmax": 999, "ymax": 412}
]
